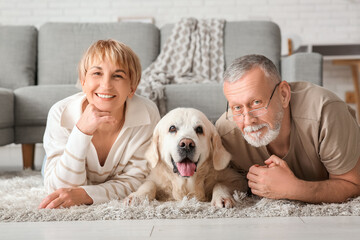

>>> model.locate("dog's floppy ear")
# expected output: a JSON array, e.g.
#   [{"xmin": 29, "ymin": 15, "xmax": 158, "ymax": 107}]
[
  {"xmin": 211, "ymin": 126, "xmax": 232, "ymax": 170},
  {"xmin": 145, "ymin": 125, "xmax": 161, "ymax": 168}
]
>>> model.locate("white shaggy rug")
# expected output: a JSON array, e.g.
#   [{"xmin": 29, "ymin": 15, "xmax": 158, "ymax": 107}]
[{"xmin": 1, "ymin": 170, "xmax": 360, "ymax": 222}]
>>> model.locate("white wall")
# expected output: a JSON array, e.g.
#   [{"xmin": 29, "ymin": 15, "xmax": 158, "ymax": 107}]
[
  {"xmin": 0, "ymin": 0, "xmax": 359, "ymax": 169},
  {"xmin": 1, "ymin": 0, "xmax": 359, "ymax": 43}
]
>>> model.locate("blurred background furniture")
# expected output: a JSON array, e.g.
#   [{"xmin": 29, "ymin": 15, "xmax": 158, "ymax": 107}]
[
  {"xmin": 293, "ymin": 43, "xmax": 360, "ymax": 123},
  {"xmin": 332, "ymin": 58, "xmax": 360, "ymax": 123}
]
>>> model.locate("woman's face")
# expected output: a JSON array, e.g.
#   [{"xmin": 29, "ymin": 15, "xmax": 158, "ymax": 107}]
[{"xmin": 81, "ymin": 59, "xmax": 134, "ymax": 114}]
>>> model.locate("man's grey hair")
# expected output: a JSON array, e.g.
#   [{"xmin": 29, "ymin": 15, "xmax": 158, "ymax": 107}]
[{"xmin": 223, "ymin": 54, "xmax": 281, "ymax": 84}]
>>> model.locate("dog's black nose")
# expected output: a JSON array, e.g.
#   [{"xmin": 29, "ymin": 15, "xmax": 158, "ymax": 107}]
[{"xmin": 179, "ymin": 138, "xmax": 195, "ymax": 151}]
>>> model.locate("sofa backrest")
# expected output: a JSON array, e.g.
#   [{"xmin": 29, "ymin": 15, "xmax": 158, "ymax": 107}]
[
  {"xmin": 161, "ymin": 21, "xmax": 281, "ymax": 71},
  {"xmin": 0, "ymin": 26, "xmax": 37, "ymax": 89},
  {"xmin": 38, "ymin": 22, "xmax": 160, "ymax": 85}
]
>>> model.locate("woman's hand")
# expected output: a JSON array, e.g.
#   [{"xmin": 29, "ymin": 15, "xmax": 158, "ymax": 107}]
[
  {"xmin": 38, "ymin": 187, "xmax": 93, "ymax": 209},
  {"xmin": 76, "ymin": 104, "xmax": 117, "ymax": 135}
]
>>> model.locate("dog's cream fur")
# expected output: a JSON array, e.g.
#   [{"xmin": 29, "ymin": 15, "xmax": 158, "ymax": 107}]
[{"xmin": 126, "ymin": 108, "xmax": 247, "ymax": 208}]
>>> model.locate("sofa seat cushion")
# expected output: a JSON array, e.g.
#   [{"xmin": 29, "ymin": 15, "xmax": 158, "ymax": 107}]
[
  {"xmin": 14, "ymin": 85, "xmax": 80, "ymax": 126},
  {"xmin": 164, "ymin": 83, "xmax": 227, "ymax": 123}
]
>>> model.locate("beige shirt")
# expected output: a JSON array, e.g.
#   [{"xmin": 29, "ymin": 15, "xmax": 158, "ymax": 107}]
[
  {"xmin": 43, "ymin": 92, "xmax": 160, "ymax": 204},
  {"xmin": 216, "ymin": 82, "xmax": 360, "ymax": 181}
]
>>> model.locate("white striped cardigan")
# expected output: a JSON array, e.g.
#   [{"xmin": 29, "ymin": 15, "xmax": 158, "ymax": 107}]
[{"xmin": 43, "ymin": 92, "xmax": 160, "ymax": 204}]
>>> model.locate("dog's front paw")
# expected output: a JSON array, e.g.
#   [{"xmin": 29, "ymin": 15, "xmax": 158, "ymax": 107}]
[
  {"xmin": 123, "ymin": 192, "xmax": 148, "ymax": 206},
  {"xmin": 211, "ymin": 195, "xmax": 235, "ymax": 208}
]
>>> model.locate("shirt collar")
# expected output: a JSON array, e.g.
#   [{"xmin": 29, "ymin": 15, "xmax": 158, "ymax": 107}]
[{"xmin": 60, "ymin": 93, "xmax": 151, "ymax": 130}]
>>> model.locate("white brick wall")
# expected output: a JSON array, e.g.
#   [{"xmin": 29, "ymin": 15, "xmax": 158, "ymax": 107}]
[
  {"xmin": 1, "ymin": 0, "xmax": 359, "ymax": 43},
  {"xmin": 0, "ymin": 0, "xmax": 359, "ymax": 168}
]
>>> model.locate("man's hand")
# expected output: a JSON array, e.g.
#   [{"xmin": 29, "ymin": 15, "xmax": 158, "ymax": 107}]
[
  {"xmin": 247, "ymin": 155, "xmax": 299, "ymax": 200},
  {"xmin": 38, "ymin": 188, "xmax": 93, "ymax": 209},
  {"xmin": 76, "ymin": 103, "xmax": 117, "ymax": 135}
]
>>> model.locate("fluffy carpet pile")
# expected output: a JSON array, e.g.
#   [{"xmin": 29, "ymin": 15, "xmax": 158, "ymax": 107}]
[{"xmin": 1, "ymin": 170, "xmax": 359, "ymax": 222}]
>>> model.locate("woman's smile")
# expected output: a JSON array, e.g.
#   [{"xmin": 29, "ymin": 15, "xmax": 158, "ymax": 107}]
[{"xmin": 95, "ymin": 93, "xmax": 116, "ymax": 99}]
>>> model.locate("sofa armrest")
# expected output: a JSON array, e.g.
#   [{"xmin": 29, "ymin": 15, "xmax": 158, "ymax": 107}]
[
  {"xmin": 281, "ymin": 53, "xmax": 323, "ymax": 86},
  {"xmin": 0, "ymin": 88, "xmax": 14, "ymax": 145}
]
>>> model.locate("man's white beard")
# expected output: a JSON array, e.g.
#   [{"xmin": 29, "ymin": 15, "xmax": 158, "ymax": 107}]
[{"xmin": 242, "ymin": 111, "xmax": 283, "ymax": 147}]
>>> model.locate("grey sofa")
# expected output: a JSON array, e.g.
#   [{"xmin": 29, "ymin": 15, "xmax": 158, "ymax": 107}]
[{"xmin": 0, "ymin": 21, "xmax": 322, "ymax": 169}]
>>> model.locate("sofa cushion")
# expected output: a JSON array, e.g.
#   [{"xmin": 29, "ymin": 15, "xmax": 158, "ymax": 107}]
[
  {"xmin": 38, "ymin": 22, "xmax": 160, "ymax": 85},
  {"xmin": 164, "ymin": 83, "xmax": 227, "ymax": 123},
  {"xmin": 224, "ymin": 21, "xmax": 281, "ymax": 70},
  {"xmin": 161, "ymin": 21, "xmax": 281, "ymax": 70},
  {"xmin": 281, "ymin": 53, "xmax": 323, "ymax": 86},
  {"xmin": 14, "ymin": 85, "xmax": 80, "ymax": 126},
  {"xmin": 0, "ymin": 26, "xmax": 37, "ymax": 89}
]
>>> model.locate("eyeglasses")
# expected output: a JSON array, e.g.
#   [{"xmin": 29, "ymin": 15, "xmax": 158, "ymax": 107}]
[{"xmin": 226, "ymin": 82, "xmax": 281, "ymax": 123}]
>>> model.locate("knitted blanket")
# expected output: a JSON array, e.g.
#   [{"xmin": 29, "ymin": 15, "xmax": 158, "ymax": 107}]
[{"xmin": 136, "ymin": 18, "xmax": 225, "ymax": 115}]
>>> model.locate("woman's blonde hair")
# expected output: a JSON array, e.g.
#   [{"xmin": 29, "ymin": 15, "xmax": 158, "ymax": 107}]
[{"xmin": 78, "ymin": 39, "xmax": 142, "ymax": 88}]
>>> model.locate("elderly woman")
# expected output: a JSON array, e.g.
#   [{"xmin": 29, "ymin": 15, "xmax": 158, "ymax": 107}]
[{"xmin": 39, "ymin": 39, "xmax": 160, "ymax": 209}]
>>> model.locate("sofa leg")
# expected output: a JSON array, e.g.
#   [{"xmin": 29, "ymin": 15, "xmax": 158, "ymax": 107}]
[{"xmin": 22, "ymin": 143, "xmax": 35, "ymax": 170}]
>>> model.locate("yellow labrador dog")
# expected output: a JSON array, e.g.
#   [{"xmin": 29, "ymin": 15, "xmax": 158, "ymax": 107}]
[{"xmin": 126, "ymin": 108, "xmax": 247, "ymax": 208}]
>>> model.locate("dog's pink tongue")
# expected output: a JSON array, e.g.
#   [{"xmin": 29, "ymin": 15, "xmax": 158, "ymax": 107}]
[{"xmin": 176, "ymin": 161, "xmax": 196, "ymax": 177}]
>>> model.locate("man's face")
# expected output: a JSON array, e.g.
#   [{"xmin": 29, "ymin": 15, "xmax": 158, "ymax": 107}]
[{"xmin": 223, "ymin": 67, "xmax": 284, "ymax": 147}]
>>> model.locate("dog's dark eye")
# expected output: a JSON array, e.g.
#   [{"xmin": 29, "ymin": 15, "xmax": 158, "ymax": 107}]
[
  {"xmin": 169, "ymin": 125, "xmax": 177, "ymax": 133},
  {"xmin": 195, "ymin": 126, "xmax": 203, "ymax": 134}
]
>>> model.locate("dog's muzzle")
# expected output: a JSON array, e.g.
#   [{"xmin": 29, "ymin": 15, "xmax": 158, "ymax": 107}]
[{"xmin": 171, "ymin": 138, "xmax": 199, "ymax": 177}]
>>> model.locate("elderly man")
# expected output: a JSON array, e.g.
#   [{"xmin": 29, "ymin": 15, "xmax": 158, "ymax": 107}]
[{"xmin": 216, "ymin": 54, "xmax": 360, "ymax": 203}]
